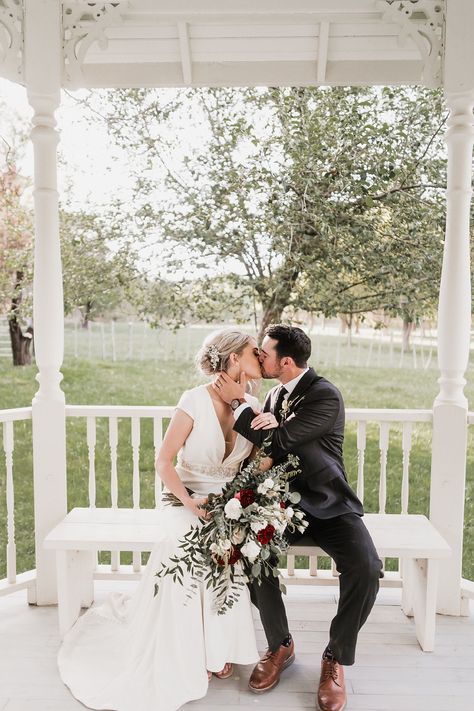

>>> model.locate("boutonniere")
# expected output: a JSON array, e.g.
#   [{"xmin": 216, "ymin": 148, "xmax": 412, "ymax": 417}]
[{"xmin": 280, "ymin": 395, "xmax": 306, "ymax": 422}]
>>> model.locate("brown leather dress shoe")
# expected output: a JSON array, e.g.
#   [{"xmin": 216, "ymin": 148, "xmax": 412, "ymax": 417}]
[
  {"xmin": 317, "ymin": 658, "xmax": 346, "ymax": 711},
  {"xmin": 248, "ymin": 638, "xmax": 295, "ymax": 693}
]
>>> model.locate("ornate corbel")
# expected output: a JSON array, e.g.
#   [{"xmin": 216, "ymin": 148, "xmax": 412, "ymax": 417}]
[
  {"xmin": 0, "ymin": 0, "xmax": 23, "ymax": 82},
  {"xmin": 63, "ymin": 1, "xmax": 129, "ymax": 86},
  {"xmin": 377, "ymin": 0, "xmax": 445, "ymax": 86}
]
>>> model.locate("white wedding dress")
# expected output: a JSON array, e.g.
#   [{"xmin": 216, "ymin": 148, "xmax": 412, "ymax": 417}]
[{"xmin": 58, "ymin": 385, "xmax": 260, "ymax": 711}]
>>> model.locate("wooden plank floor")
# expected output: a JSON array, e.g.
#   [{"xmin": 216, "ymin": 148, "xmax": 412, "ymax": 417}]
[{"xmin": 0, "ymin": 582, "xmax": 473, "ymax": 711}]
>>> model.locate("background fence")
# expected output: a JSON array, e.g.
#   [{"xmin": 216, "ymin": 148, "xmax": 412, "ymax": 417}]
[{"xmin": 0, "ymin": 317, "xmax": 449, "ymax": 370}]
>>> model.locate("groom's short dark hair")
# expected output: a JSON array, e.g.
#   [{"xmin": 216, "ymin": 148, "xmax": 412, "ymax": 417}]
[{"xmin": 264, "ymin": 324, "xmax": 311, "ymax": 367}]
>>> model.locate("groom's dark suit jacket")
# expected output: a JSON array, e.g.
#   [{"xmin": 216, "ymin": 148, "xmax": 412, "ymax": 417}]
[{"xmin": 234, "ymin": 367, "xmax": 364, "ymax": 520}]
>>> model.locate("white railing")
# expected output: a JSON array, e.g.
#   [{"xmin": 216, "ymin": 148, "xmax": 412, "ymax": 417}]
[
  {"xmin": 5, "ymin": 404, "xmax": 474, "ymax": 599},
  {"xmin": 64, "ymin": 405, "xmax": 434, "ymax": 582},
  {"xmin": 0, "ymin": 407, "xmax": 36, "ymax": 598},
  {"xmin": 66, "ymin": 405, "xmax": 174, "ymax": 574},
  {"xmin": 346, "ymin": 409, "xmax": 432, "ymax": 514},
  {"xmin": 285, "ymin": 408, "xmax": 433, "ymax": 585}
]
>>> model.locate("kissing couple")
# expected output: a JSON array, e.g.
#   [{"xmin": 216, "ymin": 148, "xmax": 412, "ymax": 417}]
[{"xmin": 57, "ymin": 324, "xmax": 383, "ymax": 711}]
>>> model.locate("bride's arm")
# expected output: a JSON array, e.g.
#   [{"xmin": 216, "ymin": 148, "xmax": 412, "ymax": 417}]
[{"xmin": 155, "ymin": 409, "xmax": 208, "ymax": 518}]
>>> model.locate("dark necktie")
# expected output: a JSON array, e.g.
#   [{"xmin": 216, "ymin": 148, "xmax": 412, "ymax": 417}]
[{"xmin": 273, "ymin": 386, "xmax": 288, "ymax": 423}]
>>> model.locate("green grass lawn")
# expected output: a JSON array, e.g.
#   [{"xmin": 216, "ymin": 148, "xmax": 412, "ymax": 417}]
[{"xmin": 1, "ymin": 354, "xmax": 473, "ymax": 581}]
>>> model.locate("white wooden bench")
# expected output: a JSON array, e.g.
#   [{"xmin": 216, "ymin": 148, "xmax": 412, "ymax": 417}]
[
  {"xmin": 283, "ymin": 513, "xmax": 451, "ymax": 652},
  {"xmin": 44, "ymin": 509, "xmax": 450, "ymax": 651}
]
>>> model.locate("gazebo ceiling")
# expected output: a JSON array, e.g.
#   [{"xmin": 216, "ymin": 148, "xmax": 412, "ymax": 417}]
[{"xmin": 0, "ymin": 0, "xmax": 445, "ymax": 90}]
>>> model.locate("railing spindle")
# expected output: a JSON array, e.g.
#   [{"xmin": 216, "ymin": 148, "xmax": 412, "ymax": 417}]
[
  {"xmin": 4, "ymin": 420, "xmax": 16, "ymax": 583},
  {"xmin": 86, "ymin": 416, "xmax": 96, "ymax": 507},
  {"xmin": 401, "ymin": 421, "xmax": 413, "ymax": 514},
  {"xmin": 109, "ymin": 417, "xmax": 119, "ymax": 508},
  {"xmin": 379, "ymin": 422, "xmax": 390, "ymax": 513},
  {"xmin": 131, "ymin": 417, "xmax": 141, "ymax": 509},
  {"xmin": 131, "ymin": 417, "xmax": 141, "ymax": 572},
  {"xmin": 109, "ymin": 416, "xmax": 119, "ymax": 571},
  {"xmin": 153, "ymin": 416, "xmax": 164, "ymax": 506}
]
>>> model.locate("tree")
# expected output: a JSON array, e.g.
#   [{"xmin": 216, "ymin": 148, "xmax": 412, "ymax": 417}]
[
  {"xmin": 0, "ymin": 152, "xmax": 35, "ymax": 365},
  {"xmin": 95, "ymin": 86, "xmax": 449, "ymax": 339},
  {"xmin": 60, "ymin": 208, "xmax": 140, "ymax": 328}
]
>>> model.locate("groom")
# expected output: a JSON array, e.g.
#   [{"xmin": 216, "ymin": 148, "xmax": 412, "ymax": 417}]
[{"xmin": 214, "ymin": 324, "xmax": 383, "ymax": 711}]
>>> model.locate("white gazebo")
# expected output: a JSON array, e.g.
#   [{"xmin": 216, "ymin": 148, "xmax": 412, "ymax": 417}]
[{"xmin": 1, "ymin": 1, "xmax": 474, "ymax": 709}]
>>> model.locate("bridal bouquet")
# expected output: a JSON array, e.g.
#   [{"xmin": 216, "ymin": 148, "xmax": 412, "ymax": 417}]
[{"xmin": 154, "ymin": 453, "xmax": 307, "ymax": 614}]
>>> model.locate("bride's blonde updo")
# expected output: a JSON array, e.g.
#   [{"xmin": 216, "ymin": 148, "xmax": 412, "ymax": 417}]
[{"xmin": 195, "ymin": 329, "xmax": 254, "ymax": 376}]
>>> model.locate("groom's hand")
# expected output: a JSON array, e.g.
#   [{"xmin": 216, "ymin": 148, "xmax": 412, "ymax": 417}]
[{"xmin": 212, "ymin": 371, "xmax": 247, "ymax": 404}]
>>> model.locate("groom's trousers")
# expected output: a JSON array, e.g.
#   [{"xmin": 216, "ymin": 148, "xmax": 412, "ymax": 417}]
[{"xmin": 249, "ymin": 512, "xmax": 383, "ymax": 666}]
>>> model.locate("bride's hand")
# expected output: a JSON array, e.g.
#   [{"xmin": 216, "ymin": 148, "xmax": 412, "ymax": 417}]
[
  {"xmin": 259, "ymin": 456, "xmax": 273, "ymax": 472},
  {"xmin": 251, "ymin": 412, "xmax": 278, "ymax": 430},
  {"xmin": 183, "ymin": 496, "xmax": 210, "ymax": 520}
]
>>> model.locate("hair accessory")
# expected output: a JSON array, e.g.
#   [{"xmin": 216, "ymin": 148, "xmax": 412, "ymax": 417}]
[{"xmin": 207, "ymin": 344, "xmax": 221, "ymax": 371}]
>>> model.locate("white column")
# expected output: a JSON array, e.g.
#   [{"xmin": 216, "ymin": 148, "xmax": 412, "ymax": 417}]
[
  {"xmin": 25, "ymin": 0, "xmax": 67, "ymax": 605},
  {"xmin": 429, "ymin": 90, "xmax": 474, "ymax": 615}
]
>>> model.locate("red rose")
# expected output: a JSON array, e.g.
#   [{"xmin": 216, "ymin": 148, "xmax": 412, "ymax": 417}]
[
  {"xmin": 235, "ymin": 488, "xmax": 255, "ymax": 508},
  {"xmin": 215, "ymin": 546, "xmax": 242, "ymax": 567},
  {"xmin": 257, "ymin": 524, "xmax": 276, "ymax": 545},
  {"xmin": 229, "ymin": 546, "xmax": 242, "ymax": 565},
  {"xmin": 280, "ymin": 501, "xmax": 286, "ymax": 509}
]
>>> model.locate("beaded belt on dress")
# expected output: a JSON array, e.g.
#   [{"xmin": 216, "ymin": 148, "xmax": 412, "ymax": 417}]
[{"xmin": 177, "ymin": 457, "xmax": 239, "ymax": 479}]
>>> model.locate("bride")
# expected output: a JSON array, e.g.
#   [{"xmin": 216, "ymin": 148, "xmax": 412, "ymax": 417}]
[{"xmin": 57, "ymin": 329, "xmax": 264, "ymax": 711}]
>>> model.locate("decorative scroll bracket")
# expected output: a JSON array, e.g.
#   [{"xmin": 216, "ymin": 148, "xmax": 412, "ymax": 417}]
[
  {"xmin": 63, "ymin": 1, "xmax": 129, "ymax": 87},
  {"xmin": 0, "ymin": 0, "xmax": 23, "ymax": 83},
  {"xmin": 377, "ymin": 0, "xmax": 445, "ymax": 86}
]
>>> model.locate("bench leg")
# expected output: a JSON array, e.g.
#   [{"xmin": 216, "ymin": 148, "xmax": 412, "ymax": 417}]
[
  {"xmin": 403, "ymin": 557, "xmax": 439, "ymax": 652},
  {"xmin": 56, "ymin": 549, "xmax": 95, "ymax": 638},
  {"xmin": 401, "ymin": 557, "xmax": 414, "ymax": 617}
]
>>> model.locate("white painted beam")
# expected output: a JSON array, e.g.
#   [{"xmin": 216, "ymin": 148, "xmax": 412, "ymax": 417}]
[
  {"xmin": 317, "ymin": 20, "xmax": 330, "ymax": 83},
  {"xmin": 68, "ymin": 59, "xmax": 425, "ymax": 89},
  {"xmin": 124, "ymin": 0, "xmax": 382, "ymax": 15},
  {"xmin": 177, "ymin": 21, "xmax": 192, "ymax": 85}
]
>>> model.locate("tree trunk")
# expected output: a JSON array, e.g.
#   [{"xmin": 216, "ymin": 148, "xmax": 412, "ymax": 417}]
[
  {"xmin": 402, "ymin": 319, "xmax": 414, "ymax": 352},
  {"xmin": 9, "ymin": 270, "xmax": 34, "ymax": 366},
  {"xmin": 256, "ymin": 267, "xmax": 300, "ymax": 342},
  {"xmin": 339, "ymin": 313, "xmax": 353, "ymax": 346},
  {"xmin": 81, "ymin": 300, "xmax": 93, "ymax": 329},
  {"xmin": 258, "ymin": 302, "xmax": 286, "ymax": 342}
]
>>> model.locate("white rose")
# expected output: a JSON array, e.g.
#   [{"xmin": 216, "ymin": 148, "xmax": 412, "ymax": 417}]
[
  {"xmin": 250, "ymin": 519, "xmax": 266, "ymax": 534},
  {"xmin": 224, "ymin": 498, "xmax": 243, "ymax": 520},
  {"xmin": 257, "ymin": 478, "xmax": 275, "ymax": 494},
  {"xmin": 241, "ymin": 540, "xmax": 261, "ymax": 561},
  {"xmin": 285, "ymin": 507, "xmax": 295, "ymax": 519}
]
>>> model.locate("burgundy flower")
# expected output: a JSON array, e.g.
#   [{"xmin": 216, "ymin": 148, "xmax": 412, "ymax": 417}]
[
  {"xmin": 257, "ymin": 524, "xmax": 276, "ymax": 545},
  {"xmin": 235, "ymin": 488, "xmax": 255, "ymax": 508},
  {"xmin": 215, "ymin": 546, "xmax": 242, "ymax": 567},
  {"xmin": 229, "ymin": 546, "xmax": 242, "ymax": 565},
  {"xmin": 280, "ymin": 501, "xmax": 286, "ymax": 509}
]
